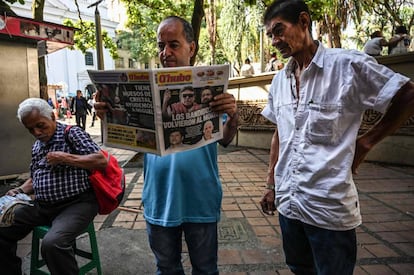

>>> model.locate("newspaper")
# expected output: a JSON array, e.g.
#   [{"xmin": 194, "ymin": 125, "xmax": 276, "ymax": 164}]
[
  {"xmin": 0, "ymin": 193, "xmax": 32, "ymax": 227},
  {"xmin": 88, "ymin": 64, "xmax": 230, "ymax": 156}
]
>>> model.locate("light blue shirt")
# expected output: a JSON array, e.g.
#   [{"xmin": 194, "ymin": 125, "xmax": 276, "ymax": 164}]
[
  {"xmin": 143, "ymin": 143, "xmax": 222, "ymax": 227},
  {"xmin": 262, "ymin": 42, "xmax": 409, "ymax": 230}
]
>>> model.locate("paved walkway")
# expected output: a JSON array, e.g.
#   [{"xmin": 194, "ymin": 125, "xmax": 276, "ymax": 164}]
[{"xmin": 13, "ymin": 119, "xmax": 414, "ymax": 274}]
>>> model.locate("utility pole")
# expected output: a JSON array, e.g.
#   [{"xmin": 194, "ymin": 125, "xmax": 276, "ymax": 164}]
[
  {"xmin": 87, "ymin": 0, "xmax": 104, "ymax": 70},
  {"xmin": 87, "ymin": 0, "xmax": 105, "ymax": 143}
]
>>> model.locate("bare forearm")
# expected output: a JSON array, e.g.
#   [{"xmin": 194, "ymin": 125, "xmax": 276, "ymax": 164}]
[
  {"xmin": 360, "ymin": 82, "xmax": 414, "ymax": 149},
  {"xmin": 7, "ymin": 178, "xmax": 33, "ymax": 196},
  {"xmin": 267, "ymin": 129, "xmax": 279, "ymax": 185},
  {"xmin": 352, "ymin": 82, "xmax": 414, "ymax": 174},
  {"xmin": 220, "ymin": 112, "xmax": 239, "ymax": 146},
  {"xmin": 47, "ymin": 152, "xmax": 108, "ymax": 171}
]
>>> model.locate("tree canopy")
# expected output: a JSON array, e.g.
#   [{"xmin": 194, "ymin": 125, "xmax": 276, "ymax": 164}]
[{"xmin": 3, "ymin": 0, "xmax": 413, "ymax": 72}]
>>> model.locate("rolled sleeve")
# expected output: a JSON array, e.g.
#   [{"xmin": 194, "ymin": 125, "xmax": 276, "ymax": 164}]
[{"xmin": 374, "ymin": 73, "xmax": 410, "ymax": 113}]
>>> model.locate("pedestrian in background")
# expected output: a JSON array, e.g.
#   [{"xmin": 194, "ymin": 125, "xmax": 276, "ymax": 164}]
[
  {"xmin": 88, "ymin": 93, "xmax": 97, "ymax": 127},
  {"xmin": 240, "ymin": 58, "xmax": 255, "ymax": 76},
  {"xmin": 265, "ymin": 52, "xmax": 283, "ymax": 72},
  {"xmin": 71, "ymin": 90, "xmax": 91, "ymax": 130},
  {"xmin": 260, "ymin": 0, "xmax": 414, "ymax": 274},
  {"xmin": 363, "ymin": 30, "xmax": 389, "ymax": 56},
  {"xmin": 388, "ymin": 25, "xmax": 411, "ymax": 55}
]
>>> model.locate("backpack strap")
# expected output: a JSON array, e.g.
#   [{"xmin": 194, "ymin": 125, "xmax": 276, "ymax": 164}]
[{"xmin": 64, "ymin": 125, "xmax": 76, "ymax": 153}]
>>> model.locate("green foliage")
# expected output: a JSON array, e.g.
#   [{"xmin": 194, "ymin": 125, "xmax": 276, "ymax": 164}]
[
  {"xmin": 117, "ymin": 0, "xmax": 412, "ymax": 68},
  {"xmin": 196, "ymin": 26, "xmax": 227, "ymax": 65},
  {"xmin": 218, "ymin": 0, "xmax": 246, "ymax": 66},
  {"xmin": 118, "ymin": 0, "xmax": 193, "ymax": 63},
  {"xmin": 63, "ymin": 19, "xmax": 118, "ymax": 59}
]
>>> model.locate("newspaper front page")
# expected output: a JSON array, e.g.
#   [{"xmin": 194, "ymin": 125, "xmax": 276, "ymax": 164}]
[
  {"xmin": 0, "ymin": 193, "xmax": 32, "ymax": 227},
  {"xmin": 88, "ymin": 64, "xmax": 230, "ymax": 156}
]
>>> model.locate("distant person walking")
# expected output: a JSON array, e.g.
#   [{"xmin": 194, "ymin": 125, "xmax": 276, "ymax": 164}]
[
  {"xmin": 88, "ymin": 93, "xmax": 97, "ymax": 127},
  {"xmin": 71, "ymin": 90, "xmax": 91, "ymax": 130}
]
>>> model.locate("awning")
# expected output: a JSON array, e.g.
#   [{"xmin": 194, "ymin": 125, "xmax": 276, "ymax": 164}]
[{"xmin": 0, "ymin": 14, "xmax": 75, "ymax": 57}]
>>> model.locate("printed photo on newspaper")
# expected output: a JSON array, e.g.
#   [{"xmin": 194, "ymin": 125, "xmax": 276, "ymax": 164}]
[{"xmin": 87, "ymin": 64, "xmax": 230, "ymax": 156}]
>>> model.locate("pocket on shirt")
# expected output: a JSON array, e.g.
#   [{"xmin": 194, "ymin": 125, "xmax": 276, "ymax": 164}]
[{"xmin": 306, "ymin": 103, "xmax": 342, "ymax": 145}]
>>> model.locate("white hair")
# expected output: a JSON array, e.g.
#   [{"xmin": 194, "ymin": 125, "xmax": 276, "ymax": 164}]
[{"xmin": 17, "ymin": 98, "xmax": 53, "ymax": 123}]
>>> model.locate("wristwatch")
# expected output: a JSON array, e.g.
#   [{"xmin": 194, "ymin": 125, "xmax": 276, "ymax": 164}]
[{"xmin": 265, "ymin": 184, "xmax": 275, "ymax": 190}]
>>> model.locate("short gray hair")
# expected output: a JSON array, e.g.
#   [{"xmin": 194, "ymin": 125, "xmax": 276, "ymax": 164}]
[
  {"xmin": 17, "ymin": 98, "xmax": 53, "ymax": 123},
  {"xmin": 160, "ymin": 16, "xmax": 194, "ymax": 43}
]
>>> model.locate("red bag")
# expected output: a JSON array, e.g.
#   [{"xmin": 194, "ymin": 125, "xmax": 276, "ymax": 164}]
[
  {"xmin": 89, "ymin": 150, "xmax": 125, "ymax": 214},
  {"xmin": 65, "ymin": 126, "xmax": 125, "ymax": 214}
]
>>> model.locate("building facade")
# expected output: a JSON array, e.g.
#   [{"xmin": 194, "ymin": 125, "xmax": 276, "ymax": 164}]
[{"xmin": 11, "ymin": 0, "xmax": 120, "ymax": 98}]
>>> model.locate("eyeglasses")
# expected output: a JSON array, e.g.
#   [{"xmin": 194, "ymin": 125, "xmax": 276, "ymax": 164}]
[{"xmin": 182, "ymin": 94, "xmax": 194, "ymax": 98}]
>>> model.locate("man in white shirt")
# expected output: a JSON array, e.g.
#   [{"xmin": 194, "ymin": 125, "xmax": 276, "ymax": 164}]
[
  {"xmin": 260, "ymin": 1, "xmax": 414, "ymax": 274},
  {"xmin": 363, "ymin": 30, "xmax": 389, "ymax": 56}
]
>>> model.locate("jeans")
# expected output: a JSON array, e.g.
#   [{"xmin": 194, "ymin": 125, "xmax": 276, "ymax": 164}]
[
  {"xmin": 146, "ymin": 222, "xmax": 218, "ymax": 275},
  {"xmin": 279, "ymin": 213, "xmax": 356, "ymax": 275},
  {"xmin": 75, "ymin": 113, "xmax": 87, "ymax": 130}
]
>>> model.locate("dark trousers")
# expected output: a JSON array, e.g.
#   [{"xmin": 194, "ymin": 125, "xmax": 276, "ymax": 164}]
[
  {"xmin": 91, "ymin": 112, "xmax": 96, "ymax": 126},
  {"xmin": 75, "ymin": 113, "xmax": 87, "ymax": 130},
  {"xmin": 0, "ymin": 191, "xmax": 98, "ymax": 275},
  {"xmin": 279, "ymin": 213, "xmax": 357, "ymax": 275},
  {"xmin": 146, "ymin": 222, "xmax": 219, "ymax": 275}
]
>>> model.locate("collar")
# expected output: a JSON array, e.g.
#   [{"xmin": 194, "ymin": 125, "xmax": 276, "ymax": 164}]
[{"xmin": 284, "ymin": 41, "xmax": 325, "ymax": 78}]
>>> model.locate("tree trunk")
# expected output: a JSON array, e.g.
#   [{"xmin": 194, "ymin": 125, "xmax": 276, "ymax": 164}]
[
  {"xmin": 32, "ymin": 0, "xmax": 48, "ymax": 99},
  {"xmin": 206, "ymin": 0, "xmax": 216, "ymax": 64},
  {"xmin": 191, "ymin": 0, "xmax": 205, "ymax": 65}
]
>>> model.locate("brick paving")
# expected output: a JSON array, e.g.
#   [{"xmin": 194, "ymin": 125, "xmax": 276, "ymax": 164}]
[
  {"xmin": 92, "ymin": 144, "xmax": 414, "ymax": 274},
  {"xmin": 11, "ymin": 119, "xmax": 414, "ymax": 274}
]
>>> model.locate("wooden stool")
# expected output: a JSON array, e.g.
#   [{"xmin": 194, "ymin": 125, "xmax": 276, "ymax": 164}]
[{"xmin": 30, "ymin": 222, "xmax": 102, "ymax": 275}]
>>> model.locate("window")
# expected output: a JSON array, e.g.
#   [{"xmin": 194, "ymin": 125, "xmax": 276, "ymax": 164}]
[
  {"xmin": 85, "ymin": 52, "xmax": 94, "ymax": 66},
  {"xmin": 128, "ymin": 58, "xmax": 135, "ymax": 68},
  {"xmin": 115, "ymin": 57, "xmax": 125, "ymax": 68},
  {"xmin": 145, "ymin": 63, "xmax": 149, "ymax": 69}
]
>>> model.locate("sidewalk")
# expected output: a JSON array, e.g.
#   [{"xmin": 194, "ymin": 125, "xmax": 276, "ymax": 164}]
[{"xmin": 17, "ymin": 118, "xmax": 414, "ymax": 274}]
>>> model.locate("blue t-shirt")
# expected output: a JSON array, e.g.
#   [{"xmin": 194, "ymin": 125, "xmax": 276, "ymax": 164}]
[{"xmin": 143, "ymin": 143, "xmax": 222, "ymax": 227}]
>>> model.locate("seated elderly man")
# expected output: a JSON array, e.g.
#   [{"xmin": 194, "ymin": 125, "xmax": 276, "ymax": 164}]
[{"xmin": 0, "ymin": 98, "xmax": 107, "ymax": 275}]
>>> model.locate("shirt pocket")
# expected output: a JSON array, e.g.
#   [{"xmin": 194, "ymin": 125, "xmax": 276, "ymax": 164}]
[{"xmin": 306, "ymin": 103, "xmax": 342, "ymax": 145}]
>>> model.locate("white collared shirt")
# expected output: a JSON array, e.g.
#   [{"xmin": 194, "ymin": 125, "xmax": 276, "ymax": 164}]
[{"xmin": 262, "ymin": 42, "xmax": 409, "ymax": 230}]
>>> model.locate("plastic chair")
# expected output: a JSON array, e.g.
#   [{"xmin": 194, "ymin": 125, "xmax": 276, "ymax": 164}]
[{"xmin": 30, "ymin": 222, "xmax": 102, "ymax": 275}]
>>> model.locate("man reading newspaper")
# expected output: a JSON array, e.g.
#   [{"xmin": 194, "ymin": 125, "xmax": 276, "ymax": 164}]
[{"xmin": 95, "ymin": 16, "xmax": 238, "ymax": 274}]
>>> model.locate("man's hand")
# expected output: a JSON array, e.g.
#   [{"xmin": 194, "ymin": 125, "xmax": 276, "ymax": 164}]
[
  {"xmin": 352, "ymin": 137, "xmax": 372, "ymax": 175},
  {"xmin": 47, "ymin": 151, "xmax": 69, "ymax": 166},
  {"xmin": 209, "ymin": 93, "xmax": 237, "ymax": 118},
  {"xmin": 260, "ymin": 188, "xmax": 276, "ymax": 215},
  {"xmin": 94, "ymin": 90, "xmax": 110, "ymax": 120},
  {"xmin": 6, "ymin": 188, "xmax": 22, "ymax": 196}
]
